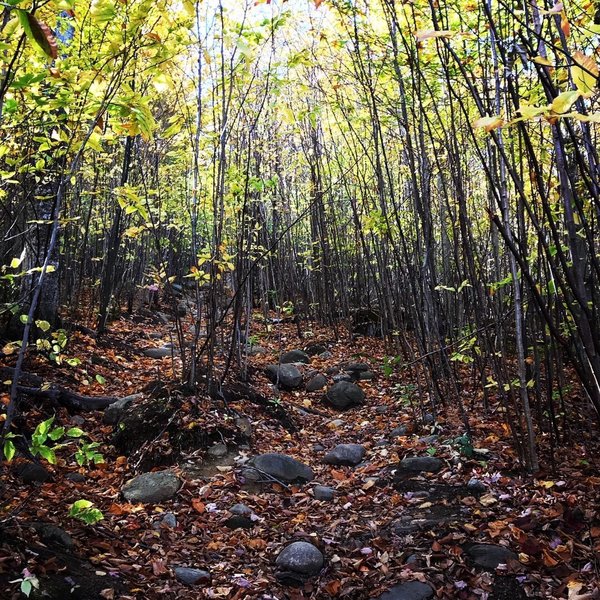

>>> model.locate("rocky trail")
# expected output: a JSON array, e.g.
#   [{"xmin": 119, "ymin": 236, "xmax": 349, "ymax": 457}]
[{"xmin": 1, "ymin": 313, "xmax": 599, "ymax": 600}]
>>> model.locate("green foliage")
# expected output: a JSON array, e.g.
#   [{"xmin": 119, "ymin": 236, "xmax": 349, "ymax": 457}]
[
  {"xmin": 69, "ymin": 499, "xmax": 104, "ymax": 525},
  {"xmin": 75, "ymin": 441, "xmax": 104, "ymax": 467}
]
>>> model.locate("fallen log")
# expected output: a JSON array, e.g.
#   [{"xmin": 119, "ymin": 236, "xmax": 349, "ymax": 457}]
[{"xmin": 0, "ymin": 367, "xmax": 119, "ymax": 412}]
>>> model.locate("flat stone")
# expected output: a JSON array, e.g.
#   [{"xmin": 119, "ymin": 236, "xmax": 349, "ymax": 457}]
[
  {"xmin": 265, "ymin": 364, "xmax": 303, "ymax": 390},
  {"xmin": 376, "ymin": 406, "xmax": 389, "ymax": 414},
  {"xmin": 323, "ymin": 444, "xmax": 366, "ymax": 466},
  {"xmin": 103, "ymin": 393, "xmax": 143, "ymax": 425},
  {"xmin": 319, "ymin": 351, "xmax": 333, "ymax": 359},
  {"xmin": 16, "ymin": 462, "xmax": 51, "ymax": 484},
  {"xmin": 423, "ymin": 412, "xmax": 435, "ymax": 424},
  {"xmin": 343, "ymin": 362, "xmax": 370, "ymax": 373},
  {"xmin": 275, "ymin": 541, "xmax": 324, "ymax": 580},
  {"xmin": 304, "ymin": 343, "xmax": 327, "ymax": 356},
  {"xmin": 359, "ymin": 370, "xmax": 375, "ymax": 380},
  {"xmin": 325, "ymin": 381, "xmax": 365, "ymax": 410},
  {"xmin": 65, "ymin": 472, "xmax": 86, "ymax": 483},
  {"xmin": 159, "ymin": 513, "xmax": 178, "ymax": 528},
  {"xmin": 280, "ymin": 350, "xmax": 310, "ymax": 364},
  {"xmin": 247, "ymin": 345, "xmax": 267, "ymax": 356},
  {"xmin": 467, "ymin": 478, "xmax": 488, "ymax": 494},
  {"xmin": 332, "ymin": 373, "xmax": 354, "ymax": 383},
  {"xmin": 249, "ymin": 453, "xmax": 314, "ymax": 483},
  {"xmin": 374, "ymin": 439, "xmax": 390, "ymax": 447},
  {"xmin": 390, "ymin": 426, "xmax": 408, "ymax": 437},
  {"xmin": 121, "ymin": 471, "xmax": 181, "ymax": 503},
  {"xmin": 313, "ymin": 485, "xmax": 335, "ymax": 501},
  {"xmin": 466, "ymin": 543, "xmax": 518, "ymax": 569},
  {"xmin": 375, "ymin": 581, "xmax": 434, "ymax": 600},
  {"xmin": 306, "ymin": 374, "xmax": 327, "ymax": 392},
  {"xmin": 143, "ymin": 347, "xmax": 171, "ymax": 359},
  {"xmin": 229, "ymin": 503, "xmax": 252, "ymax": 516},
  {"xmin": 33, "ymin": 523, "xmax": 74, "ymax": 549},
  {"xmin": 399, "ymin": 456, "xmax": 442, "ymax": 473},
  {"xmin": 207, "ymin": 443, "xmax": 228, "ymax": 458},
  {"xmin": 235, "ymin": 416, "xmax": 252, "ymax": 437},
  {"xmin": 418, "ymin": 435, "xmax": 439, "ymax": 444},
  {"xmin": 225, "ymin": 515, "xmax": 254, "ymax": 529},
  {"xmin": 174, "ymin": 567, "xmax": 211, "ymax": 586}
]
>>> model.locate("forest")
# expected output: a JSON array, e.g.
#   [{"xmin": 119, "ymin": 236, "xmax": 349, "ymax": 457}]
[{"xmin": 0, "ymin": 0, "xmax": 599, "ymax": 598}]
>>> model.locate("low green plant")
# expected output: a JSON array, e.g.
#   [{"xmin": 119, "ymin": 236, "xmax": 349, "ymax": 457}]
[
  {"xmin": 75, "ymin": 441, "xmax": 104, "ymax": 466},
  {"xmin": 9, "ymin": 568, "xmax": 39, "ymax": 597},
  {"xmin": 69, "ymin": 499, "xmax": 104, "ymax": 524}
]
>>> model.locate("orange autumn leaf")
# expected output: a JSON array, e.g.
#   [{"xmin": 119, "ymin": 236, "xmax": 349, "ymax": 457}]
[{"xmin": 192, "ymin": 499, "xmax": 206, "ymax": 513}]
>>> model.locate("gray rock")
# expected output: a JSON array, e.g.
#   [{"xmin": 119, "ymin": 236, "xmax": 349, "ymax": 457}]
[
  {"xmin": 121, "ymin": 471, "xmax": 181, "ymax": 503},
  {"xmin": 399, "ymin": 456, "xmax": 443, "ymax": 473},
  {"xmin": 65, "ymin": 472, "xmax": 86, "ymax": 483},
  {"xmin": 418, "ymin": 435, "xmax": 439, "ymax": 444},
  {"xmin": 207, "ymin": 443, "xmax": 228, "ymax": 458},
  {"xmin": 247, "ymin": 345, "xmax": 267, "ymax": 356},
  {"xmin": 390, "ymin": 426, "xmax": 408, "ymax": 437},
  {"xmin": 323, "ymin": 444, "xmax": 366, "ymax": 466},
  {"xmin": 375, "ymin": 581, "xmax": 434, "ymax": 600},
  {"xmin": 327, "ymin": 418, "xmax": 345, "ymax": 428},
  {"xmin": 176, "ymin": 303, "xmax": 187, "ymax": 317},
  {"xmin": 374, "ymin": 439, "xmax": 390, "ymax": 447},
  {"xmin": 148, "ymin": 332, "xmax": 163, "ymax": 339},
  {"xmin": 467, "ymin": 478, "xmax": 488, "ymax": 494},
  {"xmin": 313, "ymin": 444, "xmax": 325, "ymax": 452},
  {"xmin": 343, "ymin": 362, "xmax": 370, "ymax": 373},
  {"xmin": 249, "ymin": 453, "xmax": 314, "ymax": 483},
  {"xmin": 466, "ymin": 543, "xmax": 518, "ymax": 569},
  {"xmin": 304, "ymin": 343, "xmax": 327, "ymax": 356},
  {"xmin": 325, "ymin": 381, "xmax": 365, "ymax": 410},
  {"xmin": 359, "ymin": 371, "xmax": 375, "ymax": 380},
  {"xmin": 103, "ymin": 393, "xmax": 143, "ymax": 425},
  {"xmin": 275, "ymin": 541, "xmax": 324, "ymax": 578},
  {"xmin": 265, "ymin": 364, "xmax": 303, "ymax": 390},
  {"xmin": 319, "ymin": 351, "xmax": 333, "ymax": 360},
  {"xmin": 174, "ymin": 567, "xmax": 211, "ymax": 586},
  {"xmin": 332, "ymin": 373, "xmax": 354, "ymax": 383},
  {"xmin": 225, "ymin": 515, "xmax": 254, "ymax": 529},
  {"xmin": 143, "ymin": 347, "xmax": 172, "ymax": 359},
  {"xmin": 306, "ymin": 374, "xmax": 327, "ymax": 392},
  {"xmin": 33, "ymin": 523, "xmax": 74, "ymax": 549},
  {"xmin": 156, "ymin": 513, "xmax": 178, "ymax": 529},
  {"xmin": 280, "ymin": 350, "xmax": 310, "ymax": 364},
  {"xmin": 376, "ymin": 406, "xmax": 389, "ymax": 414},
  {"xmin": 229, "ymin": 503, "xmax": 252, "ymax": 516},
  {"xmin": 235, "ymin": 416, "xmax": 253, "ymax": 437},
  {"xmin": 16, "ymin": 462, "xmax": 51, "ymax": 484},
  {"xmin": 313, "ymin": 485, "xmax": 335, "ymax": 501},
  {"xmin": 423, "ymin": 412, "xmax": 435, "ymax": 424}
]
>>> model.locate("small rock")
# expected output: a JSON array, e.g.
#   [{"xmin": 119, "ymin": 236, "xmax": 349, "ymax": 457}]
[
  {"xmin": 161, "ymin": 513, "xmax": 178, "ymax": 528},
  {"xmin": 327, "ymin": 418, "xmax": 345, "ymax": 429},
  {"xmin": 280, "ymin": 350, "xmax": 310, "ymax": 364},
  {"xmin": 247, "ymin": 345, "xmax": 267, "ymax": 356},
  {"xmin": 376, "ymin": 406, "xmax": 389, "ymax": 414},
  {"xmin": 390, "ymin": 426, "xmax": 408, "ymax": 437},
  {"xmin": 249, "ymin": 453, "xmax": 314, "ymax": 483},
  {"xmin": 319, "ymin": 351, "xmax": 333, "ymax": 360},
  {"xmin": 306, "ymin": 374, "xmax": 327, "ymax": 392},
  {"xmin": 148, "ymin": 332, "xmax": 163, "ymax": 339},
  {"xmin": 121, "ymin": 471, "xmax": 181, "ymax": 503},
  {"xmin": 418, "ymin": 435, "xmax": 439, "ymax": 444},
  {"xmin": 225, "ymin": 515, "xmax": 254, "ymax": 529},
  {"xmin": 207, "ymin": 443, "xmax": 228, "ymax": 458},
  {"xmin": 399, "ymin": 456, "xmax": 443, "ymax": 473},
  {"xmin": 65, "ymin": 472, "xmax": 86, "ymax": 483},
  {"xmin": 423, "ymin": 412, "xmax": 435, "ymax": 424},
  {"xmin": 143, "ymin": 347, "xmax": 171, "ymax": 359},
  {"xmin": 176, "ymin": 303, "xmax": 187, "ymax": 317},
  {"xmin": 33, "ymin": 523, "xmax": 74, "ymax": 549},
  {"xmin": 343, "ymin": 362, "xmax": 370, "ymax": 373},
  {"xmin": 235, "ymin": 416, "xmax": 252, "ymax": 437},
  {"xmin": 359, "ymin": 370, "xmax": 375, "ymax": 380},
  {"xmin": 174, "ymin": 567, "xmax": 211, "ymax": 586},
  {"xmin": 304, "ymin": 343, "xmax": 327, "ymax": 356},
  {"xmin": 70, "ymin": 415, "xmax": 85, "ymax": 426},
  {"xmin": 265, "ymin": 364, "xmax": 303, "ymax": 390},
  {"xmin": 323, "ymin": 444, "xmax": 366, "ymax": 466},
  {"xmin": 332, "ymin": 373, "xmax": 354, "ymax": 383},
  {"xmin": 275, "ymin": 541, "xmax": 324, "ymax": 581},
  {"xmin": 466, "ymin": 543, "xmax": 518, "ymax": 570},
  {"xmin": 467, "ymin": 478, "xmax": 488, "ymax": 494},
  {"xmin": 229, "ymin": 503, "xmax": 252, "ymax": 516},
  {"xmin": 325, "ymin": 381, "xmax": 365, "ymax": 410},
  {"xmin": 375, "ymin": 581, "xmax": 434, "ymax": 600},
  {"xmin": 16, "ymin": 462, "xmax": 51, "ymax": 484},
  {"xmin": 313, "ymin": 485, "xmax": 335, "ymax": 501},
  {"xmin": 103, "ymin": 394, "xmax": 143, "ymax": 425},
  {"xmin": 374, "ymin": 439, "xmax": 390, "ymax": 447},
  {"xmin": 313, "ymin": 444, "xmax": 325, "ymax": 452}
]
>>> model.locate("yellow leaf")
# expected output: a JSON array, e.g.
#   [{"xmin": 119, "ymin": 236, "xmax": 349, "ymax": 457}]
[
  {"xmin": 550, "ymin": 90, "xmax": 580, "ymax": 114},
  {"xmin": 473, "ymin": 115, "xmax": 505, "ymax": 132},
  {"xmin": 517, "ymin": 103, "xmax": 546, "ymax": 119},
  {"xmin": 572, "ymin": 51, "xmax": 598, "ymax": 98},
  {"xmin": 414, "ymin": 29, "xmax": 456, "ymax": 42},
  {"xmin": 532, "ymin": 55, "xmax": 553, "ymax": 66}
]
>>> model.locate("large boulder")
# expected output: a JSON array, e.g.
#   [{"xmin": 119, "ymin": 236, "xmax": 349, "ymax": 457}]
[
  {"xmin": 325, "ymin": 381, "xmax": 365, "ymax": 410},
  {"xmin": 375, "ymin": 581, "xmax": 434, "ymax": 600},
  {"xmin": 399, "ymin": 456, "xmax": 443, "ymax": 473},
  {"xmin": 280, "ymin": 350, "xmax": 310, "ymax": 364},
  {"xmin": 323, "ymin": 444, "xmax": 366, "ymax": 466},
  {"xmin": 275, "ymin": 541, "xmax": 324, "ymax": 584},
  {"xmin": 265, "ymin": 364, "xmax": 303, "ymax": 390},
  {"xmin": 121, "ymin": 471, "xmax": 181, "ymax": 503},
  {"xmin": 249, "ymin": 453, "xmax": 314, "ymax": 483},
  {"xmin": 466, "ymin": 543, "xmax": 518, "ymax": 569}
]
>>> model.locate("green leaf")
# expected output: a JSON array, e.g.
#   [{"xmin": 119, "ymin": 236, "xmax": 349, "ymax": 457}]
[
  {"xmin": 38, "ymin": 445, "xmax": 57, "ymax": 464},
  {"xmin": 17, "ymin": 10, "xmax": 58, "ymax": 59},
  {"xmin": 66, "ymin": 427, "xmax": 84, "ymax": 438},
  {"xmin": 21, "ymin": 579, "xmax": 32, "ymax": 597},
  {"xmin": 3, "ymin": 440, "xmax": 16, "ymax": 462},
  {"xmin": 95, "ymin": 374, "xmax": 106, "ymax": 385},
  {"xmin": 35, "ymin": 320, "xmax": 51, "ymax": 332},
  {"xmin": 48, "ymin": 427, "xmax": 65, "ymax": 441},
  {"xmin": 10, "ymin": 257, "xmax": 22, "ymax": 269}
]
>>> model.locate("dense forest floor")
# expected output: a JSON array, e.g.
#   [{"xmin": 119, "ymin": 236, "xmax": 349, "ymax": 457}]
[{"xmin": 1, "ymin": 305, "xmax": 599, "ymax": 600}]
